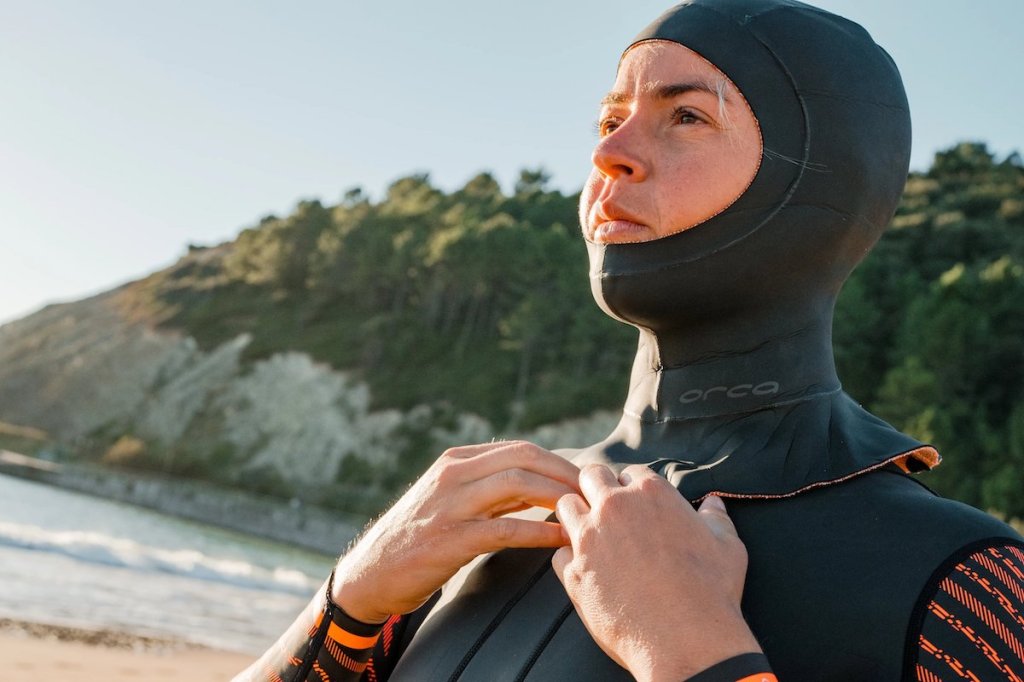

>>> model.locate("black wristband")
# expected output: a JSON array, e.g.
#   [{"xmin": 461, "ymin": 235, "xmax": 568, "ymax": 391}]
[{"xmin": 684, "ymin": 653, "xmax": 774, "ymax": 682}]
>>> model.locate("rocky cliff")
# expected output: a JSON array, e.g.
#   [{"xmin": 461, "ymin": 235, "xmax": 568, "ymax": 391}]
[{"xmin": 0, "ymin": 285, "xmax": 618, "ymax": 513}]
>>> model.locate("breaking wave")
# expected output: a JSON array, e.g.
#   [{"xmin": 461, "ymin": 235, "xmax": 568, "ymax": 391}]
[{"xmin": 0, "ymin": 520, "xmax": 319, "ymax": 595}]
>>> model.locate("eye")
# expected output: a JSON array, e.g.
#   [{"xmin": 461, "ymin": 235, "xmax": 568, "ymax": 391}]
[
  {"xmin": 595, "ymin": 116, "xmax": 623, "ymax": 138},
  {"xmin": 672, "ymin": 106, "xmax": 705, "ymax": 125}
]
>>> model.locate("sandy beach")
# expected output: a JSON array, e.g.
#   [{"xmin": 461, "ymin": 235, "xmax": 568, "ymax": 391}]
[{"xmin": 0, "ymin": 619, "xmax": 254, "ymax": 681}]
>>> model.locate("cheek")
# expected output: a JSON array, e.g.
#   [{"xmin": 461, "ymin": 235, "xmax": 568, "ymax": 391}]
[{"xmin": 656, "ymin": 155, "xmax": 740, "ymax": 231}]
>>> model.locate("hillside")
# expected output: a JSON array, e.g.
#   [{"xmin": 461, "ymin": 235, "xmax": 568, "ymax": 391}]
[{"xmin": 1, "ymin": 144, "xmax": 1021, "ymax": 518}]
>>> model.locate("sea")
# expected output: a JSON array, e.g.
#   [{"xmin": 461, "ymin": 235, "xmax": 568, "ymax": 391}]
[{"xmin": 0, "ymin": 472, "xmax": 335, "ymax": 655}]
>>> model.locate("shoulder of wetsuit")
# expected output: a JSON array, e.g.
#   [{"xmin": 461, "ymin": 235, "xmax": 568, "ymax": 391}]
[
  {"xmin": 874, "ymin": 468, "xmax": 1023, "ymax": 542},
  {"xmin": 730, "ymin": 466, "xmax": 1021, "ymax": 543},
  {"xmin": 724, "ymin": 469, "xmax": 1022, "ymax": 680}
]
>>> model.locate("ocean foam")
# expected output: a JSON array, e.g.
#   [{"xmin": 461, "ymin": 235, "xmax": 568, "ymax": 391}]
[{"xmin": 0, "ymin": 520, "xmax": 320, "ymax": 595}]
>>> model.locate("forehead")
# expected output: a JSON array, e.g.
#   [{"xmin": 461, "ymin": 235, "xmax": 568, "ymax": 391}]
[{"xmin": 611, "ymin": 40, "xmax": 736, "ymax": 97}]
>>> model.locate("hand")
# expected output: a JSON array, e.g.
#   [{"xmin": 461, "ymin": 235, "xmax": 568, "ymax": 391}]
[
  {"xmin": 333, "ymin": 441, "xmax": 580, "ymax": 624},
  {"xmin": 551, "ymin": 464, "xmax": 761, "ymax": 682}
]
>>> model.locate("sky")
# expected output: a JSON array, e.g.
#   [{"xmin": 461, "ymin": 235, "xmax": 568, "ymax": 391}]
[{"xmin": 1, "ymin": 0, "xmax": 1021, "ymax": 325}]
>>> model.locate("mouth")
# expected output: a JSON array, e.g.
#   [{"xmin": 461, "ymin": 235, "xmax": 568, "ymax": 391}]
[
  {"xmin": 590, "ymin": 204, "xmax": 650, "ymax": 244},
  {"xmin": 592, "ymin": 219, "xmax": 650, "ymax": 243}
]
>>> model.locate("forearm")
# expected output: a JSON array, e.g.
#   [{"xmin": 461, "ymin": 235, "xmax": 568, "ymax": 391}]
[
  {"xmin": 233, "ymin": 576, "xmax": 384, "ymax": 682},
  {"xmin": 233, "ymin": 441, "xmax": 577, "ymax": 681}
]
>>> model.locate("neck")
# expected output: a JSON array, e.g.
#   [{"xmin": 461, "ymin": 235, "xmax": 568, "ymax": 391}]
[
  {"xmin": 578, "ymin": 293, "xmax": 930, "ymax": 491},
  {"xmin": 622, "ymin": 296, "xmax": 841, "ymax": 422}
]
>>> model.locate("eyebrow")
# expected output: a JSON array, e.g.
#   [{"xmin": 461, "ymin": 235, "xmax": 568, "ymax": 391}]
[{"xmin": 600, "ymin": 80, "xmax": 727, "ymax": 107}]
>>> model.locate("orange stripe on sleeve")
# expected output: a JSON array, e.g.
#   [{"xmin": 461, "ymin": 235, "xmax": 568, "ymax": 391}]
[
  {"xmin": 306, "ymin": 610, "xmax": 325, "ymax": 637},
  {"xmin": 939, "ymin": 579, "xmax": 1016, "ymax": 675},
  {"xmin": 736, "ymin": 675, "xmax": 777, "ymax": 682},
  {"xmin": 310, "ymin": 661, "xmax": 331, "ymax": 682},
  {"xmin": 976, "ymin": 553, "xmax": 1024, "ymax": 605},
  {"xmin": 327, "ymin": 621, "xmax": 381, "ymax": 649},
  {"xmin": 382, "ymin": 613, "xmax": 400, "ymax": 656},
  {"xmin": 261, "ymin": 662, "xmax": 285, "ymax": 682},
  {"xmin": 918, "ymin": 634, "xmax": 984, "ymax": 682},
  {"xmin": 944, "ymin": 568, "xmax": 1024, "ymax": 664},
  {"xmin": 324, "ymin": 638, "xmax": 370, "ymax": 673},
  {"xmin": 1007, "ymin": 546, "xmax": 1024, "ymax": 573}
]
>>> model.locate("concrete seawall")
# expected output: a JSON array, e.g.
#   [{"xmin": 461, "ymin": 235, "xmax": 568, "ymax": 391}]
[{"xmin": 0, "ymin": 450, "xmax": 362, "ymax": 555}]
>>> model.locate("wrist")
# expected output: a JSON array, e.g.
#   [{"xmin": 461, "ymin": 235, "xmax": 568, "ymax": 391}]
[
  {"xmin": 635, "ymin": 615, "xmax": 763, "ymax": 682},
  {"xmin": 328, "ymin": 570, "xmax": 391, "ymax": 626},
  {"xmin": 642, "ymin": 649, "xmax": 766, "ymax": 682},
  {"xmin": 680, "ymin": 653, "xmax": 774, "ymax": 682}
]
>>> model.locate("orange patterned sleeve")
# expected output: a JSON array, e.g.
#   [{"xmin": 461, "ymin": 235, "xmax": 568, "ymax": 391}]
[
  {"xmin": 234, "ymin": 572, "xmax": 408, "ymax": 682},
  {"xmin": 914, "ymin": 542, "xmax": 1024, "ymax": 681}
]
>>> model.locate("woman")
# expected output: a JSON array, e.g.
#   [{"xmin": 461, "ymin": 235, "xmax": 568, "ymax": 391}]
[{"xmin": 237, "ymin": 1, "xmax": 1024, "ymax": 680}]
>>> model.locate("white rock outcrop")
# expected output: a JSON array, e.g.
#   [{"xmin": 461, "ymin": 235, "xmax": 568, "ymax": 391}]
[{"xmin": 0, "ymin": 292, "xmax": 619, "ymax": 489}]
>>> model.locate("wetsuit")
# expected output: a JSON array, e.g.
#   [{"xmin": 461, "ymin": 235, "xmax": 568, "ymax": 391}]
[
  {"xmin": 261, "ymin": 527, "xmax": 1024, "ymax": 681},
  {"xmin": 254, "ymin": 0, "xmax": 1024, "ymax": 679}
]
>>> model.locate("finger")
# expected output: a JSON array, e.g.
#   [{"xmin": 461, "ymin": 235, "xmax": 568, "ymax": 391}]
[
  {"xmin": 470, "ymin": 518, "xmax": 568, "ymax": 553},
  {"xmin": 697, "ymin": 495, "xmax": 739, "ymax": 540},
  {"xmin": 487, "ymin": 502, "xmax": 532, "ymax": 516},
  {"xmin": 617, "ymin": 463, "xmax": 659, "ymax": 487},
  {"xmin": 459, "ymin": 441, "xmax": 581, "ymax": 489},
  {"xmin": 578, "ymin": 464, "xmax": 619, "ymax": 504},
  {"xmin": 441, "ymin": 441, "xmax": 514, "ymax": 460},
  {"xmin": 464, "ymin": 468, "xmax": 578, "ymax": 514},
  {"xmin": 555, "ymin": 493, "xmax": 589, "ymax": 539},
  {"xmin": 550, "ymin": 545, "xmax": 574, "ymax": 584}
]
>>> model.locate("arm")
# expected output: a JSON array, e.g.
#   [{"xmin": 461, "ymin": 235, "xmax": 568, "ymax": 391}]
[
  {"xmin": 231, "ymin": 576, "xmax": 390, "ymax": 682},
  {"xmin": 552, "ymin": 464, "xmax": 775, "ymax": 682},
  {"xmin": 911, "ymin": 541, "xmax": 1024, "ymax": 681},
  {"xmin": 234, "ymin": 441, "xmax": 581, "ymax": 681}
]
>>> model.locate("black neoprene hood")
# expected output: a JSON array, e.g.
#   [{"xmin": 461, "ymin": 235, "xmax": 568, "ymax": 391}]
[
  {"xmin": 578, "ymin": 0, "xmax": 935, "ymax": 498},
  {"xmin": 590, "ymin": 0, "xmax": 911, "ymax": 338}
]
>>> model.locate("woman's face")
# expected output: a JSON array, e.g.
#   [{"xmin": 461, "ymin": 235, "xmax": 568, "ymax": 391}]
[{"xmin": 580, "ymin": 40, "xmax": 762, "ymax": 244}]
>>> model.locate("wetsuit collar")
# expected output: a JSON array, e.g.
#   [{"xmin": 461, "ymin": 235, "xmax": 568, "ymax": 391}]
[{"xmin": 622, "ymin": 301, "xmax": 840, "ymax": 423}]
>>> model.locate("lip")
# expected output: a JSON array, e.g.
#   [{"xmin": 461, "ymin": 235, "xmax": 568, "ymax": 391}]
[
  {"xmin": 592, "ymin": 219, "xmax": 650, "ymax": 243},
  {"xmin": 590, "ymin": 201, "xmax": 650, "ymax": 243}
]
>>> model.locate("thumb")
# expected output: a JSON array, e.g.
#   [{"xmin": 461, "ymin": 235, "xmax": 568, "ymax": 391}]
[{"xmin": 697, "ymin": 495, "xmax": 738, "ymax": 540}]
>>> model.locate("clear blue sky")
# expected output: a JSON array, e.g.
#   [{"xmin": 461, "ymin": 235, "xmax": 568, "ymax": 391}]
[{"xmin": 1, "ymin": 0, "xmax": 1021, "ymax": 324}]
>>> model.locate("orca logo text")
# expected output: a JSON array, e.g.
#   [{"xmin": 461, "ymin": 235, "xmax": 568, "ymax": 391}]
[{"xmin": 679, "ymin": 381, "xmax": 780, "ymax": 404}]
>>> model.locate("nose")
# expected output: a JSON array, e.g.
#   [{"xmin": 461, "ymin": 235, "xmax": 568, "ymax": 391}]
[{"xmin": 591, "ymin": 121, "xmax": 649, "ymax": 181}]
